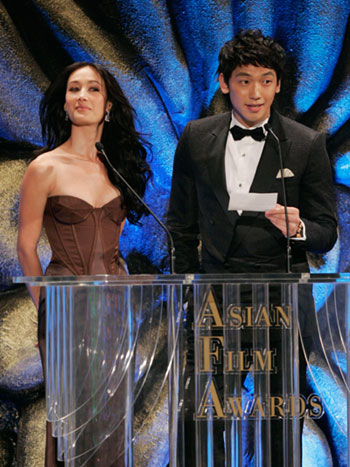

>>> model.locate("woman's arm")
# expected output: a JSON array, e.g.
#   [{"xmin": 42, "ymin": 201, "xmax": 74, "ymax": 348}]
[
  {"xmin": 17, "ymin": 158, "xmax": 54, "ymax": 308},
  {"xmin": 120, "ymin": 218, "xmax": 126, "ymax": 236}
]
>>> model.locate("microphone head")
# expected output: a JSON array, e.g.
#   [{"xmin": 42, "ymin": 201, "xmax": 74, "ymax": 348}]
[
  {"xmin": 95, "ymin": 142, "xmax": 104, "ymax": 152},
  {"xmin": 264, "ymin": 123, "xmax": 279, "ymax": 142}
]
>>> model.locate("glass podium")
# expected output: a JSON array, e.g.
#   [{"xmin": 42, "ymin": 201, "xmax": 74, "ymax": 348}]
[{"xmin": 14, "ymin": 273, "xmax": 350, "ymax": 467}]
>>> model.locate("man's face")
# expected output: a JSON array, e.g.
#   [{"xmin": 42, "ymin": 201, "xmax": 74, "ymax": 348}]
[{"xmin": 219, "ymin": 64, "xmax": 280, "ymax": 128}]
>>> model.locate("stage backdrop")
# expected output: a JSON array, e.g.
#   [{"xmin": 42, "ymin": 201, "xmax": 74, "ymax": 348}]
[{"xmin": 0, "ymin": 1, "xmax": 349, "ymax": 466}]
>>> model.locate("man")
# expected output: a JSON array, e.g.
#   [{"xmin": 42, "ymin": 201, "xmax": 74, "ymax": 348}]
[
  {"xmin": 167, "ymin": 30, "xmax": 337, "ymax": 465},
  {"xmin": 167, "ymin": 30, "xmax": 336, "ymax": 275}
]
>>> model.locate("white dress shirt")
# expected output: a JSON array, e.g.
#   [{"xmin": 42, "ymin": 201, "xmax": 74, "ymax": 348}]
[{"xmin": 225, "ymin": 114, "xmax": 268, "ymax": 215}]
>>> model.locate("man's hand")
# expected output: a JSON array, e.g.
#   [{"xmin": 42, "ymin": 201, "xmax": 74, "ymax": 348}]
[{"xmin": 265, "ymin": 203, "xmax": 300, "ymax": 237}]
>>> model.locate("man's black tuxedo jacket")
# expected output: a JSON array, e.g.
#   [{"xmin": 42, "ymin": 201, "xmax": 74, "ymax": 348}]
[{"xmin": 167, "ymin": 110, "xmax": 337, "ymax": 274}]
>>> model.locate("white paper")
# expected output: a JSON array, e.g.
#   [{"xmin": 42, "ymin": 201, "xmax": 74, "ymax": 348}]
[{"xmin": 228, "ymin": 192, "xmax": 278, "ymax": 212}]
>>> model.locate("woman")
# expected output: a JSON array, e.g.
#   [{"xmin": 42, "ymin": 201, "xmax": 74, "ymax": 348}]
[{"xmin": 17, "ymin": 62, "xmax": 152, "ymax": 466}]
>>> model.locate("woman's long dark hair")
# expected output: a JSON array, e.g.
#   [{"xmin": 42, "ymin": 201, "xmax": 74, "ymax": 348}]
[{"xmin": 35, "ymin": 62, "xmax": 152, "ymax": 224}]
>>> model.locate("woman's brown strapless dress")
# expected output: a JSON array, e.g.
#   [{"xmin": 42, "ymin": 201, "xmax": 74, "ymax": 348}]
[
  {"xmin": 43, "ymin": 195, "xmax": 127, "ymax": 277},
  {"xmin": 38, "ymin": 195, "xmax": 127, "ymax": 467}
]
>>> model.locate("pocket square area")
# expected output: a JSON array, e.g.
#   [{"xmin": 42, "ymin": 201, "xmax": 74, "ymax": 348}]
[{"xmin": 276, "ymin": 168, "xmax": 294, "ymax": 178}]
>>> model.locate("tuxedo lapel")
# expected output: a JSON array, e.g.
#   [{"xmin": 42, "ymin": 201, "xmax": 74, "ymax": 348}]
[
  {"xmin": 244, "ymin": 110, "xmax": 292, "ymax": 211},
  {"xmin": 249, "ymin": 139, "xmax": 291, "ymax": 193},
  {"xmin": 206, "ymin": 112, "xmax": 239, "ymax": 226}
]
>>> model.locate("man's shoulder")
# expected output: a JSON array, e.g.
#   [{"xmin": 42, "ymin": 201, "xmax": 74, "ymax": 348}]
[
  {"xmin": 185, "ymin": 112, "xmax": 231, "ymax": 133},
  {"xmin": 277, "ymin": 112, "xmax": 323, "ymax": 141}
]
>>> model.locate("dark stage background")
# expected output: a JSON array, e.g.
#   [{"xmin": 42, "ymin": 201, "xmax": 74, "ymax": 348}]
[{"xmin": 0, "ymin": 0, "xmax": 349, "ymax": 465}]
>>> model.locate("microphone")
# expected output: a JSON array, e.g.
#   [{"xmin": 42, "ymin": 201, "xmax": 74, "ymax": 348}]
[
  {"xmin": 264, "ymin": 124, "xmax": 291, "ymax": 273},
  {"xmin": 95, "ymin": 142, "xmax": 176, "ymax": 274}
]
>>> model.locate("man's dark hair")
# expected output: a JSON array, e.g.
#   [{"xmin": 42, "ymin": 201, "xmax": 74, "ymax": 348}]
[{"xmin": 217, "ymin": 30, "xmax": 286, "ymax": 83}]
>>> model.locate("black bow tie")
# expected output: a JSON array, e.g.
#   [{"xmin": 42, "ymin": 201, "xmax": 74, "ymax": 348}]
[{"xmin": 230, "ymin": 125, "xmax": 265, "ymax": 142}]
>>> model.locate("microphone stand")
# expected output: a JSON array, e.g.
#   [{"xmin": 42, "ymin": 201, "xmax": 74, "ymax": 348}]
[
  {"xmin": 264, "ymin": 125, "xmax": 291, "ymax": 273},
  {"xmin": 95, "ymin": 142, "xmax": 176, "ymax": 274}
]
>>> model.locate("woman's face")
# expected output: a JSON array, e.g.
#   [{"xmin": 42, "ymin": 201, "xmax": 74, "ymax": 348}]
[{"xmin": 64, "ymin": 66, "xmax": 111, "ymax": 126}]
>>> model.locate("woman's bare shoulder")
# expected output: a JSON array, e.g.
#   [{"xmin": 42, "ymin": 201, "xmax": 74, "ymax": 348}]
[
  {"xmin": 27, "ymin": 148, "xmax": 66, "ymax": 175},
  {"xmin": 30, "ymin": 147, "xmax": 63, "ymax": 163}
]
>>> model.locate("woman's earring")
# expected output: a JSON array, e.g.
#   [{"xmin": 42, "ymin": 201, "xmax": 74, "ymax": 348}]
[
  {"xmin": 65, "ymin": 111, "xmax": 69, "ymax": 121},
  {"xmin": 105, "ymin": 109, "xmax": 111, "ymax": 122}
]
